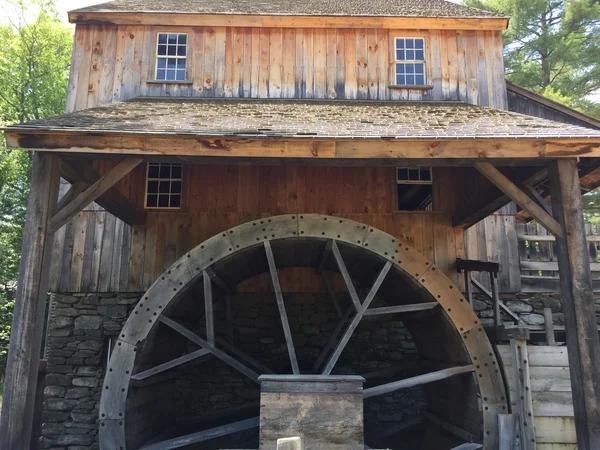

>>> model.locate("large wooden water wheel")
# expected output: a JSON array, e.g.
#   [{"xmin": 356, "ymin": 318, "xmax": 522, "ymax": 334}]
[{"xmin": 99, "ymin": 215, "xmax": 507, "ymax": 450}]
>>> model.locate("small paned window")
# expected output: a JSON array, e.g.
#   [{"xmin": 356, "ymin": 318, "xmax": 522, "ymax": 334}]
[
  {"xmin": 395, "ymin": 38, "xmax": 426, "ymax": 86},
  {"xmin": 156, "ymin": 33, "xmax": 188, "ymax": 81},
  {"xmin": 145, "ymin": 162, "xmax": 183, "ymax": 209},
  {"xmin": 396, "ymin": 167, "xmax": 433, "ymax": 211}
]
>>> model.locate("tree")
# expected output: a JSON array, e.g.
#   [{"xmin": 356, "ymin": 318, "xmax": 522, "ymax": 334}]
[
  {"xmin": 0, "ymin": 0, "xmax": 72, "ymax": 377},
  {"xmin": 463, "ymin": 0, "xmax": 600, "ymax": 117}
]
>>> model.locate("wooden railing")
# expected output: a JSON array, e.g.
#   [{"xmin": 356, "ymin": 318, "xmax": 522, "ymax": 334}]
[{"xmin": 518, "ymin": 222, "xmax": 600, "ymax": 292}]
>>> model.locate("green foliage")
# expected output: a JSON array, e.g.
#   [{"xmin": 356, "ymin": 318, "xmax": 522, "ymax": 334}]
[
  {"xmin": 464, "ymin": 0, "xmax": 600, "ymax": 118},
  {"xmin": 0, "ymin": 0, "xmax": 72, "ymax": 374}
]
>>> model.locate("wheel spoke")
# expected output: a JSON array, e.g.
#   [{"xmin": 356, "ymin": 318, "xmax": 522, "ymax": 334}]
[
  {"xmin": 364, "ymin": 302, "xmax": 438, "ymax": 316},
  {"xmin": 331, "ymin": 240, "xmax": 362, "ymax": 312},
  {"xmin": 203, "ymin": 270, "xmax": 215, "ymax": 346},
  {"xmin": 131, "ymin": 349, "xmax": 211, "ymax": 381}
]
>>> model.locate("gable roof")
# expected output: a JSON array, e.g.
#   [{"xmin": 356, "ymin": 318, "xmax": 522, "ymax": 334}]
[
  {"xmin": 71, "ymin": 0, "xmax": 504, "ymax": 19},
  {"xmin": 6, "ymin": 98, "xmax": 600, "ymax": 140}
]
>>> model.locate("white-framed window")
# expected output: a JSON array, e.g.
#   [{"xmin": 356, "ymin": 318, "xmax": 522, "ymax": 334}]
[
  {"xmin": 145, "ymin": 162, "xmax": 183, "ymax": 209},
  {"xmin": 396, "ymin": 167, "xmax": 433, "ymax": 211},
  {"xmin": 155, "ymin": 33, "xmax": 188, "ymax": 81},
  {"xmin": 394, "ymin": 38, "xmax": 426, "ymax": 86}
]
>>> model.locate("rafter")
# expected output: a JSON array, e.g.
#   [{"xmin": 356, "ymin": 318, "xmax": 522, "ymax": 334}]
[
  {"xmin": 322, "ymin": 260, "xmax": 392, "ymax": 375},
  {"xmin": 264, "ymin": 241, "xmax": 300, "ymax": 375}
]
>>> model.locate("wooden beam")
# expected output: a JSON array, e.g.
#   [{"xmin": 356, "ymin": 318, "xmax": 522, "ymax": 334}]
[
  {"xmin": 363, "ymin": 365, "xmax": 474, "ymax": 399},
  {"xmin": 0, "ymin": 154, "xmax": 61, "ymax": 449},
  {"xmin": 205, "ymin": 267, "xmax": 234, "ymax": 296},
  {"xmin": 203, "ymin": 270, "xmax": 215, "ymax": 346},
  {"xmin": 322, "ymin": 261, "xmax": 392, "ymax": 375},
  {"xmin": 68, "ymin": 11, "xmax": 510, "ymax": 30},
  {"xmin": 49, "ymin": 158, "xmax": 143, "ymax": 232},
  {"xmin": 498, "ymin": 414, "xmax": 519, "ymax": 450},
  {"xmin": 159, "ymin": 316, "xmax": 260, "ymax": 382},
  {"xmin": 331, "ymin": 240, "xmax": 362, "ymax": 312},
  {"xmin": 549, "ymin": 159, "xmax": 600, "ymax": 450},
  {"xmin": 455, "ymin": 258, "xmax": 500, "ymax": 274},
  {"xmin": 474, "ymin": 162, "xmax": 563, "ymax": 238},
  {"xmin": 543, "ymin": 308, "xmax": 557, "ymax": 346},
  {"xmin": 131, "ymin": 349, "xmax": 211, "ymax": 381},
  {"xmin": 60, "ymin": 160, "xmax": 145, "ymax": 225},
  {"xmin": 55, "ymin": 181, "xmax": 85, "ymax": 213},
  {"xmin": 523, "ymin": 183, "xmax": 553, "ymax": 215},
  {"xmin": 8, "ymin": 130, "xmax": 600, "ymax": 160},
  {"xmin": 510, "ymin": 339, "xmax": 536, "ymax": 450},
  {"xmin": 321, "ymin": 273, "xmax": 343, "ymax": 318},
  {"xmin": 521, "ymin": 261, "xmax": 600, "ymax": 271},
  {"xmin": 264, "ymin": 241, "xmax": 300, "ymax": 375},
  {"xmin": 471, "ymin": 278, "xmax": 522, "ymax": 324},
  {"xmin": 139, "ymin": 417, "xmax": 260, "ymax": 450},
  {"xmin": 519, "ymin": 233, "xmax": 600, "ymax": 242},
  {"xmin": 363, "ymin": 302, "xmax": 438, "ymax": 316},
  {"xmin": 311, "ymin": 307, "xmax": 353, "ymax": 373}
]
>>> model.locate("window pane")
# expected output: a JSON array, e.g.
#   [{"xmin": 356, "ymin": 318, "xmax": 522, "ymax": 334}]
[
  {"xmin": 159, "ymin": 165, "xmax": 171, "ymax": 178},
  {"xmin": 168, "ymin": 34, "xmax": 178, "ymax": 45},
  {"xmin": 158, "ymin": 195, "xmax": 170, "ymax": 208},
  {"xmin": 167, "ymin": 58, "xmax": 177, "ymax": 69},
  {"xmin": 178, "ymin": 34, "xmax": 187, "ymax": 45},
  {"xmin": 406, "ymin": 50, "xmax": 414, "ymax": 60},
  {"xmin": 148, "ymin": 164, "xmax": 160, "ymax": 178},
  {"xmin": 405, "ymin": 63, "xmax": 414, "ymax": 73},
  {"xmin": 397, "ymin": 74, "xmax": 405, "ymax": 85},
  {"xmin": 415, "ymin": 63, "xmax": 424, "ymax": 74},
  {"xmin": 157, "ymin": 58, "xmax": 167, "ymax": 69},
  {"xmin": 396, "ymin": 49, "xmax": 404, "ymax": 61},
  {"xmin": 146, "ymin": 195, "xmax": 158, "ymax": 208},
  {"xmin": 407, "ymin": 74, "xmax": 415, "ymax": 85},
  {"xmin": 159, "ymin": 181, "xmax": 171, "ymax": 194},
  {"xmin": 158, "ymin": 45, "xmax": 167, "ymax": 56},
  {"xmin": 421, "ymin": 168, "xmax": 432, "ymax": 181},
  {"xmin": 166, "ymin": 69, "xmax": 176, "ymax": 80},
  {"xmin": 156, "ymin": 69, "xmax": 166, "ymax": 80},
  {"xmin": 171, "ymin": 165, "xmax": 183, "ymax": 179},
  {"xmin": 171, "ymin": 181, "xmax": 182, "ymax": 194},
  {"xmin": 158, "ymin": 34, "xmax": 167, "ymax": 45},
  {"xmin": 396, "ymin": 63, "xmax": 405, "ymax": 74},
  {"xmin": 415, "ymin": 39, "xmax": 424, "ymax": 49},
  {"xmin": 397, "ymin": 168, "xmax": 409, "ymax": 181},
  {"xmin": 415, "ymin": 49, "xmax": 424, "ymax": 60},
  {"xmin": 176, "ymin": 70, "xmax": 186, "ymax": 81},
  {"xmin": 416, "ymin": 75, "xmax": 425, "ymax": 85},
  {"xmin": 177, "ymin": 45, "xmax": 187, "ymax": 57},
  {"xmin": 170, "ymin": 195, "xmax": 181, "ymax": 208},
  {"xmin": 396, "ymin": 38, "xmax": 405, "ymax": 49},
  {"xmin": 408, "ymin": 169, "xmax": 420, "ymax": 181},
  {"xmin": 177, "ymin": 59, "xmax": 186, "ymax": 69},
  {"xmin": 406, "ymin": 39, "xmax": 414, "ymax": 49},
  {"xmin": 167, "ymin": 46, "xmax": 177, "ymax": 56},
  {"xmin": 147, "ymin": 181, "xmax": 159, "ymax": 194}
]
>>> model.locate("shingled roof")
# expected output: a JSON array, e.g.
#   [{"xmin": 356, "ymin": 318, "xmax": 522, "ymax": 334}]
[
  {"xmin": 71, "ymin": 0, "xmax": 504, "ymax": 19},
  {"xmin": 7, "ymin": 98, "xmax": 600, "ymax": 140}
]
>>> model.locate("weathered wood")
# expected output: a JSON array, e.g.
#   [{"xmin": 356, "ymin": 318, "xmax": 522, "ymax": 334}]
[
  {"xmin": 521, "ymin": 261, "xmax": 600, "ymax": 272},
  {"xmin": 203, "ymin": 270, "xmax": 215, "ymax": 346},
  {"xmin": 544, "ymin": 308, "xmax": 557, "ymax": 346},
  {"xmin": 363, "ymin": 364, "xmax": 475, "ymax": 399},
  {"xmin": 518, "ymin": 234, "xmax": 600, "ymax": 242},
  {"xmin": 474, "ymin": 162, "xmax": 562, "ymax": 238},
  {"xmin": 471, "ymin": 277, "xmax": 522, "ymax": 324},
  {"xmin": 499, "ymin": 414, "xmax": 520, "ymax": 450},
  {"xmin": 159, "ymin": 316, "xmax": 260, "ymax": 382},
  {"xmin": 205, "ymin": 266, "xmax": 234, "ymax": 295},
  {"xmin": 363, "ymin": 302, "xmax": 438, "ymax": 316},
  {"xmin": 277, "ymin": 437, "xmax": 303, "ymax": 450},
  {"xmin": 60, "ymin": 160, "xmax": 145, "ymax": 225},
  {"xmin": 491, "ymin": 272, "xmax": 501, "ymax": 329},
  {"xmin": 139, "ymin": 417, "xmax": 260, "ymax": 450},
  {"xmin": 50, "ymin": 158, "xmax": 143, "ymax": 232},
  {"xmin": 331, "ymin": 240, "xmax": 362, "ymax": 311},
  {"xmin": 523, "ymin": 184, "xmax": 553, "ymax": 215},
  {"xmin": 131, "ymin": 349, "xmax": 211, "ymax": 381},
  {"xmin": 264, "ymin": 240, "xmax": 300, "ymax": 374},
  {"xmin": 311, "ymin": 307, "xmax": 353, "ymax": 373},
  {"xmin": 322, "ymin": 261, "xmax": 392, "ymax": 375},
  {"xmin": 549, "ymin": 159, "xmax": 600, "ymax": 450},
  {"xmin": 321, "ymin": 272, "xmax": 343, "ymax": 318},
  {"xmin": 0, "ymin": 153, "xmax": 61, "ymax": 450},
  {"xmin": 456, "ymin": 258, "xmax": 500, "ymax": 273},
  {"xmin": 510, "ymin": 339, "xmax": 537, "ymax": 450}
]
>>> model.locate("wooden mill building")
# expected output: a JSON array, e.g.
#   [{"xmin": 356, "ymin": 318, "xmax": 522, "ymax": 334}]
[{"xmin": 2, "ymin": 0, "xmax": 600, "ymax": 449}]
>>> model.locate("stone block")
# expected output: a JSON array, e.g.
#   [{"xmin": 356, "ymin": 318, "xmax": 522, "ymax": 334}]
[
  {"xmin": 81, "ymin": 295, "xmax": 99, "ymax": 306},
  {"xmin": 77, "ymin": 341, "xmax": 103, "ymax": 351},
  {"xmin": 56, "ymin": 295, "xmax": 79, "ymax": 305},
  {"xmin": 52, "ymin": 316, "xmax": 74, "ymax": 329},
  {"xmin": 44, "ymin": 399, "xmax": 78, "ymax": 411},
  {"xmin": 44, "ymin": 385, "xmax": 67, "ymax": 399},
  {"xmin": 57, "ymin": 435, "xmax": 94, "ymax": 446},
  {"xmin": 74, "ymin": 316, "xmax": 103, "ymax": 330},
  {"xmin": 505, "ymin": 301, "xmax": 533, "ymax": 313},
  {"xmin": 70, "ymin": 413, "xmax": 97, "ymax": 424},
  {"xmin": 73, "ymin": 377, "xmax": 98, "ymax": 388},
  {"xmin": 65, "ymin": 388, "xmax": 91, "ymax": 399},
  {"xmin": 521, "ymin": 313, "xmax": 545, "ymax": 325},
  {"xmin": 55, "ymin": 308, "xmax": 79, "ymax": 317},
  {"xmin": 42, "ymin": 411, "xmax": 71, "ymax": 422}
]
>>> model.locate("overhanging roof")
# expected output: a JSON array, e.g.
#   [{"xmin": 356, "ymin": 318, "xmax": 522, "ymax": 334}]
[{"xmin": 5, "ymin": 98, "xmax": 600, "ymax": 160}]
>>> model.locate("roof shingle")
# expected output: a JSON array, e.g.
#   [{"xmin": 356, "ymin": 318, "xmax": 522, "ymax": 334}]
[
  {"xmin": 8, "ymin": 98, "xmax": 600, "ymax": 140},
  {"xmin": 71, "ymin": 0, "xmax": 504, "ymax": 19}
]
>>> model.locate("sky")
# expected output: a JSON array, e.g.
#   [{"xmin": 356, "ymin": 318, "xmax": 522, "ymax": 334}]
[{"xmin": 56, "ymin": 0, "xmax": 101, "ymax": 21}]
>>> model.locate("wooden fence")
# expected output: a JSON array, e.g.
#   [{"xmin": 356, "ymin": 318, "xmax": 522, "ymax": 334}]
[{"xmin": 518, "ymin": 222, "xmax": 600, "ymax": 293}]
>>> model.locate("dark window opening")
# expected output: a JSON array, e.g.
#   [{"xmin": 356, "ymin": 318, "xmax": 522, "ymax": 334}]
[
  {"xmin": 396, "ymin": 167, "xmax": 433, "ymax": 211},
  {"xmin": 145, "ymin": 162, "xmax": 183, "ymax": 209}
]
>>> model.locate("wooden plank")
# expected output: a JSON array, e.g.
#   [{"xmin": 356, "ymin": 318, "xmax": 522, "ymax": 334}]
[
  {"xmin": 264, "ymin": 241, "xmax": 299, "ymax": 374},
  {"xmin": 519, "ymin": 234, "xmax": 600, "ymax": 242},
  {"xmin": 364, "ymin": 302, "xmax": 438, "ymax": 316},
  {"xmin": 159, "ymin": 316, "xmax": 260, "ymax": 382},
  {"xmin": 0, "ymin": 154, "xmax": 61, "ymax": 449},
  {"xmin": 203, "ymin": 270, "xmax": 215, "ymax": 346},
  {"xmin": 456, "ymin": 258, "xmax": 500, "ymax": 273},
  {"xmin": 131, "ymin": 349, "xmax": 211, "ymax": 381},
  {"xmin": 139, "ymin": 417, "xmax": 259, "ymax": 450},
  {"xmin": 549, "ymin": 159, "xmax": 600, "ymax": 450},
  {"xmin": 544, "ymin": 308, "xmax": 557, "ymax": 346},
  {"xmin": 498, "ymin": 414, "xmax": 520, "ymax": 450},
  {"xmin": 331, "ymin": 240, "xmax": 361, "ymax": 311},
  {"xmin": 475, "ymin": 162, "xmax": 562, "ymax": 238},
  {"xmin": 322, "ymin": 261, "xmax": 392, "ymax": 375},
  {"xmin": 498, "ymin": 345, "xmax": 570, "ymax": 368},
  {"xmin": 520, "ymin": 261, "xmax": 600, "ymax": 272},
  {"xmin": 536, "ymin": 417, "xmax": 577, "ymax": 444},
  {"xmin": 510, "ymin": 339, "xmax": 537, "ymax": 450},
  {"xmin": 364, "ymin": 365, "xmax": 475, "ymax": 399},
  {"xmin": 50, "ymin": 158, "xmax": 143, "ymax": 232}
]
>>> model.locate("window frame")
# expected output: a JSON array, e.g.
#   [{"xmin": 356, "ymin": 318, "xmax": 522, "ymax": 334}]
[
  {"xmin": 393, "ymin": 37, "xmax": 428, "ymax": 88},
  {"xmin": 394, "ymin": 167, "xmax": 435, "ymax": 212},
  {"xmin": 149, "ymin": 30, "xmax": 192, "ymax": 84},
  {"xmin": 144, "ymin": 162, "xmax": 184, "ymax": 210}
]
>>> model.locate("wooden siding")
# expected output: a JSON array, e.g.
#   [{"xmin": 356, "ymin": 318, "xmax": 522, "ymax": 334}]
[
  {"xmin": 49, "ymin": 165, "xmax": 464, "ymax": 293},
  {"xmin": 66, "ymin": 25, "xmax": 507, "ymax": 112}
]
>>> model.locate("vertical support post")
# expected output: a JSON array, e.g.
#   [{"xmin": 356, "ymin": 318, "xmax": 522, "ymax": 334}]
[
  {"xmin": 0, "ymin": 153, "xmax": 61, "ymax": 449},
  {"xmin": 203, "ymin": 270, "xmax": 215, "ymax": 346},
  {"xmin": 491, "ymin": 272, "xmax": 501, "ymax": 330},
  {"xmin": 543, "ymin": 308, "xmax": 556, "ymax": 346},
  {"xmin": 549, "ymin": 159, "xmax": 600, "ymax": 450},
  {"xmin": 464, "ymin": 270, "xmax": 473, "ymax": 307},
  {"xmin": 510, "ymin": 339, "xmax": 536, "ymax": 450}
]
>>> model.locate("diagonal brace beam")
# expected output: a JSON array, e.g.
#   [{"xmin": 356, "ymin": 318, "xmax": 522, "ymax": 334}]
[
  {"xmin": 264, "ymin": 241, "xmax": 300, "ymax": 375},
  {"xmin": 131, "ymin": 349, "xmax": 211, "ymax": 381},
  {"xmin": 474, "ymin": 162, "xmax": 562, "ymax": 238},
  {"xmin": 331, "ymin": 240, "xmax": 362, "ymax": 312},
  {"xmin": 322, "ymin": 260, "xmax": 392, "ymax": 375},
  {"xmin": 49, "ymin": 158, "xmax": 143, "ymax": 233}
]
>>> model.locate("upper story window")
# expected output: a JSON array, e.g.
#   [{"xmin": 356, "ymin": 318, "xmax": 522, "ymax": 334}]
[
  {"xmin": 156, "ymin": 33, "xmax": 188, "ymax": 82},
  {"xmin": 145, "ymin": 162, "xmax": 183, "ymax": 209},
  {"xmin": 396, "ymin": 167, "xmax": 433, "ymax": 211},
  {"xmin": 395, "ymin": 38, "xmax": 426, "ymax": 87}
]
